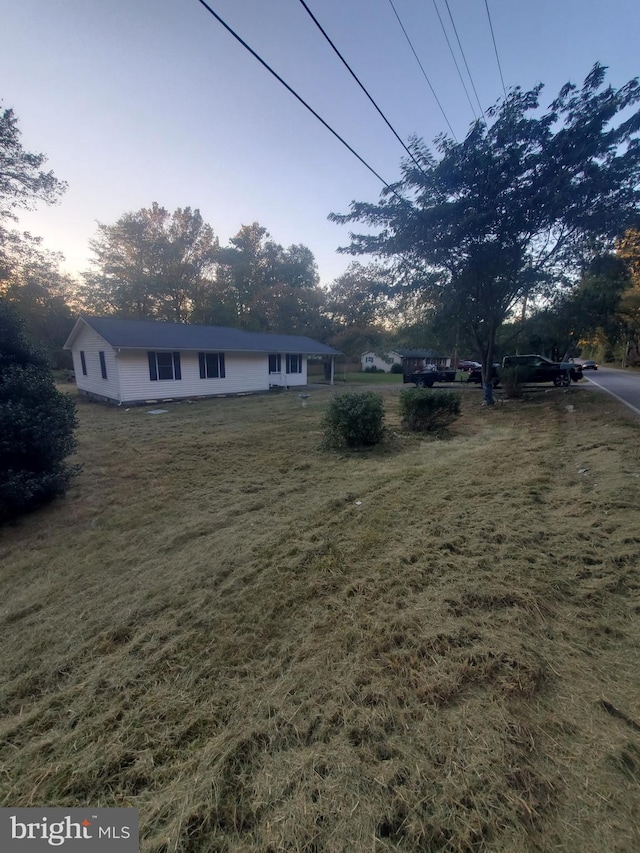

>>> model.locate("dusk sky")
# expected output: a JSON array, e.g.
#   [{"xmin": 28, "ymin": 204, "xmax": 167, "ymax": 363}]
[{"xmin": 2, "ymin": 0, "xmax": 639, "ymax": 288}]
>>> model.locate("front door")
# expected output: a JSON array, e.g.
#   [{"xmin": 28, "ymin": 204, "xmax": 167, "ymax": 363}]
[{"xmin": 269, "ymin": 353, "xmax": 285, "ymax": 386}]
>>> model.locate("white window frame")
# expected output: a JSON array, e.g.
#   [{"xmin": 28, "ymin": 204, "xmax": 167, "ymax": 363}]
[
  {"xmin": 269, "ymin": 354, "xmax": 282, "ymax": 374},
  {"xmin": 286, "ymin": 353, "xmax": 302, "ymax": 374}
]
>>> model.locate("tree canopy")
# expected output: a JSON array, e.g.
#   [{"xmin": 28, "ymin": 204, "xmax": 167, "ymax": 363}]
[
  {"xmin": 0, "ymin": 100, "xmax": 72, "ymax": 361},
  {"xmin": 0, "ymin": 100, "xmax": 67, "ymax": 280},
  {"xmin": 323, "ymin": 262, "xmax": 395, "ymax": 354},
  {"xmin": 330, "ymin": 64, "xmax": 640, "ymax": 402},
  {"xmin": 81, "ymin": 203, "xmax": 219, "ymax": 322},
  {"xmin": 0, "ymin": 234, "xmax": 76, "ymax": 365},
  {"xmin": 81, "ymin": 212, "xmax": 327, "ymax": 336},
  {"xmin": 0, "ymin": 104, "xmax": 67, "ymax": 224},
  {"xmin": 216, "ymin": 222, "xmax": 324, "ymax": 334}
]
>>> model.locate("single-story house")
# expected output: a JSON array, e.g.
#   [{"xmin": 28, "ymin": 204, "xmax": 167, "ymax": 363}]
[
  {"xmin": 398, "ymin": 349, "xmax": 452, "ymax": 373},
  {"xmin": 64, "ymin": 316, "xmax": 340, "ymax": 405},
  {"xmin": 360, "ymin": 351, "xmax": 402, "ymax": 371},
  {"xmin": 360, "ymin": 349, "xmax": 451, "ymax": 372}
]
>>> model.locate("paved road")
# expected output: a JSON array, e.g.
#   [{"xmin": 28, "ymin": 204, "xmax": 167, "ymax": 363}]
[{"xmin": 581, "ymin": 366, "xmax": 640, "ymax": 416}]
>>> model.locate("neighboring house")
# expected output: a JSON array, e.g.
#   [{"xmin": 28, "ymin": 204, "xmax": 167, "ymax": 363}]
[
  {"xmin": 64, "ymin": 316, "xmax": 340, "ymax": 405},
  {"xmin": 361, "ymin": 349, "xmax": 451, "ymax": 372},
  {"xmin": 360, "ymin": 351, "xmax": 402, "ymax": 372},
  {"xmin": 395, "ymin": 349, "xmax": 451, "ymax": 373}
]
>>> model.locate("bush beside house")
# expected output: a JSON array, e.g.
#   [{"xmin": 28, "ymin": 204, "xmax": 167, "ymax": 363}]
[{"xmin": 0, "ymin": 299, "xmax": 78, "ymax": 522}]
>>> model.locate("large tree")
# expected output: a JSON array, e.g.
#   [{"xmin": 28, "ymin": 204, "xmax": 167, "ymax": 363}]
[
  {"xmin": 0, "ymin": 103, "xmax": 66, "ymax": 223},
  {"xmin": 614, "ymin": 227, "xmax": 640, "ymax": 362},
  {"xmin": 81, "ymin": 203, "xmax": 219, "ymax": 321},
  {"xmin": 81, "ymin": 212, "xmax": 326, "ymax": 334},
  {"xmin": 0, "ymin": 234, "xmax": 76, "ymax": 366},
  {"xmin": 216, "ymin": 222, "xmax": 325, "ymax": 334},
  {"xmin": 507, "ymin": 253, "xmax": 629, "ymax": 362},
  {"xmin": 323, "ymin": 262, "xmax": 395, "ymax": 355},
  {"xmin": 0, "ymin": 100, "xmax": 67, "ymax": 282},
  {"xmin": 330, "ymin": 64, "xmax": 640, "ymax": 403}
]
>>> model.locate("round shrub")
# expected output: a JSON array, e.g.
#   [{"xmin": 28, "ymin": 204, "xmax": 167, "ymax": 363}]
[
  {"xmin": 399, "ymin": 388, "xmax": 461, "ymax": 433},
  {"xmin": 322, "ymin": 391, "xmax": 385, "ymax": 449},
  {"xmin": 390, "ymin": 363, "xmax": 403, "ymax": 374},
  {"xmin": 0, "ymin": 299, "xmax": 78, "ymax": 522}
]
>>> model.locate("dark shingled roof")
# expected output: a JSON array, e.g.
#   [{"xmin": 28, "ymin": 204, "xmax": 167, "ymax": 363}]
[{"xmin": 67, "ymin": 317, "xmax": 340, "ymax": 356}]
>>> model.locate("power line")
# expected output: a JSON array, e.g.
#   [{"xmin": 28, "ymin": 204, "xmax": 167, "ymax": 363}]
[
  {"xmin": 443, "ymin": 0, "xmax": 485, "ymax": 119},
  {"xmin": 296, "ymin": 0, "xmax": 430, "ymax": 172},
  {"xmin": 385, "ymin": 0, "xmax": 458, "ymax": 141},
  {"xmin": 430, "ymin": 0, "xmax": 477, "ymax": 120},
  {"xmin": 193, "ymin": 0, "xmax": 395, "ymax": 192},
  {"xmin": 484, "ymin": 0, "xmax": 507, "ymax": 100}
]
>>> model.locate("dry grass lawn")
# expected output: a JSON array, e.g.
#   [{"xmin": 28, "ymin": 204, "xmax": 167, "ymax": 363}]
[{"xmin": 1, "ymin": 383, "xmax": 639, "ymax": 852}]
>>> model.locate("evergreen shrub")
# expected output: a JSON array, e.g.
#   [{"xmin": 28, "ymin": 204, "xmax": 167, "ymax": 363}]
[
  {"xmin": 322, "ymin": 391, "xmax": 385, "ymax": 449},
  {"xmin": 399, "ymin": 388, "xmax": 461, "ymax": 432},
  {"xmin": 0, "ymin": 299, "xmax": 78, "ymax": 522}
]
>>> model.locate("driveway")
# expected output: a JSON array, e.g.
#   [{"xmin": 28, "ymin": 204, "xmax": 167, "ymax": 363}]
[{"xmin": 582, "ymin": 366, "xmax": 640, "ymax": 417}]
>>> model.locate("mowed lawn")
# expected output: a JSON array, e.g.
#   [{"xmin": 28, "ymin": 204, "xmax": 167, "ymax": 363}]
[{"xmin": 1, "ymin": 384, "xmax": 639, "ymax": 852}]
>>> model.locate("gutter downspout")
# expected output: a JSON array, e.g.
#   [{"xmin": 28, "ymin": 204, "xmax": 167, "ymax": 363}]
[{"xmin": 115, "ymin": 348, "xmax": 123, "ymax": 405}]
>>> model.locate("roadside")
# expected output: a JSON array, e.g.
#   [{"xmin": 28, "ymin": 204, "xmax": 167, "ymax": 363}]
[{"xmin": 581, "ymin": 366, "xmax": 640, "ymax": 418}]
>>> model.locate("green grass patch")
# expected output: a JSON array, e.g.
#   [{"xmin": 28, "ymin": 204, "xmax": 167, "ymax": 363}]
[
  {"xmin": 1, "ymin": 385, "xmax": 640, "ymax": 852},
  {"xmin": 331, "ymin": 370, "xmax": 404, "ymax": 384}
]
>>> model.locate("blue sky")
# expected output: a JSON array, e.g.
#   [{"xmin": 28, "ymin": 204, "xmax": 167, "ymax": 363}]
[{"xmin": 2, "ymin": 0, "xmax": 639, "ymax": 288}]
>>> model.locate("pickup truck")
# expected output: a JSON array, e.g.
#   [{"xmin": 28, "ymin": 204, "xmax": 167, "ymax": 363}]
[
  {"xmin": 403, "ymin": 365, "xmax": 457, "ymax": 387},
  {"xmin": 467, "ymin": 355, "xmax": 583, "ymax": 387}
]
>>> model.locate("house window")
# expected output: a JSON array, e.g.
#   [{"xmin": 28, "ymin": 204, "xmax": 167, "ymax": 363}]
[
  {"xmin": 198, "ymin": 352, "xmax": 225, "ymax": 379},
  {"xmin": 286, "ymin": 354, "xmax": 302, "ymax": 374},
  {"xmin": 148, "ymin": 351, "xmax": 182, "ymax": 381},
  {"xmin": 99, "ymin": 351, "xmax": 107, "ymax": 380},
  {"xmin": 80, "ymin": 351, "xmax": 87, "ymax": 376},
  {"xmin": 269, "ymin": 354, "xmax": 281, "ymax": 373},
  {"xmin": 365, "ymin": 356, "xmax": 374, "ymax": 363}
]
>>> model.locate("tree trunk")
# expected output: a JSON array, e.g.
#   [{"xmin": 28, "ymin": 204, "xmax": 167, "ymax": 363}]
[{"xmin": 477, "ymin": 329, "xmax": 496, "ymax": 407}]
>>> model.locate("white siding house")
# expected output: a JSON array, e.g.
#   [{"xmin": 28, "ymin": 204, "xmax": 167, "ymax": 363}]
[
  {"xmin": 360, "ymin": 351, "xmax": 402, "ymax": 372},
  {"xmin": 64, "ymin": 317, "xmax": 340, "ymax": 405},
  {"xmin": 360, "ymin": 349, "xmax": 452, "ymax": 372}
]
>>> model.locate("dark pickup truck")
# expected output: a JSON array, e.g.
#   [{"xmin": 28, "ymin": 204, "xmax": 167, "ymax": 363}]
[
  {"xmin": 403, "ymin": 366, "xmax": 457, "ymax": 387},
  {"xmin": 468, "ymin": 355, "xmax": 583, "ymax": 387}
]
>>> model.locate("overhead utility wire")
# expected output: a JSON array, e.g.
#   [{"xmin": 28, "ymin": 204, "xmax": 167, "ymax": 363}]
[
  {"xmin": 386, "ymin": 0, "xmax": 457, "ymax": 141},
  {"xmin": 193, "ymin": 0, "xmax": 395, "ymax": 193},
  {"xmin": 195, "ymin": 1, "xmax": 442, "ymax": 285},
  {"xmin": 296, "ymin": 0, "xmax": 432, "ymax": 173},
  {"xmin": 484, "ymin": 0, "xmax": 507, "ymax": 99},
  {"xmin": 443, "ymin": 0, "xmax": 485, "ymax": 118},
  {"xmin": 430, "ymin": 0, "xmax": 477, "ymax": 120}
]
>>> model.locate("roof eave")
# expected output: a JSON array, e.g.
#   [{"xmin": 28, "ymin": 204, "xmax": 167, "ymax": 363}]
[{"xmin": 63, "ymin": 316, "xmax": 94, "ymax": 350}]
